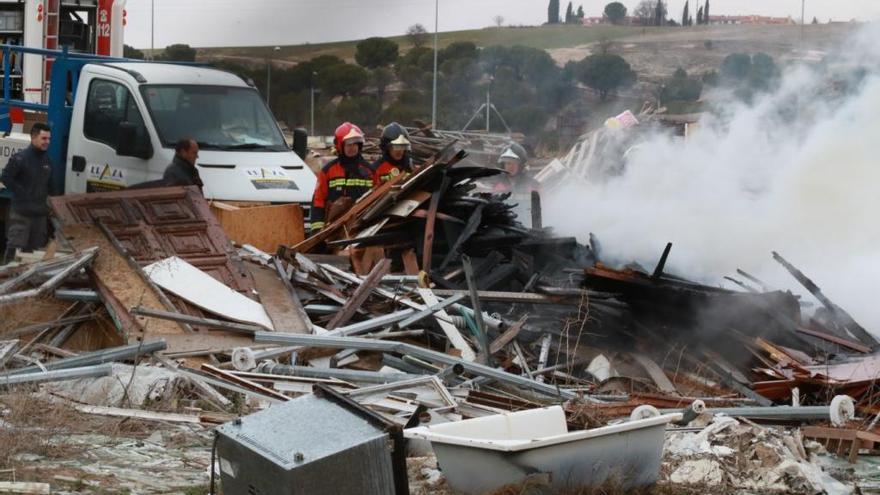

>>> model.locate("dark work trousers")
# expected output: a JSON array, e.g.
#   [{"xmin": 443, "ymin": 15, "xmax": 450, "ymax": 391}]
[{"xmin": 3, "ymin": 210, "xmax": 48, "ymax": 263}]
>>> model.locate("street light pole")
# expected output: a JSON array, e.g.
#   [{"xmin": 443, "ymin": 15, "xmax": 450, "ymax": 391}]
[
  {"xmin": 150, "ymin": 0, "xmax": 154, "ymax": 60},
  {"xmin": 267, "ymin": 46, "xmax": 280, "ymax": 108},
  {"xmin": 431, "ymin": 0, "xmax": 439, "ymax": 130},
  {"xmin": 310, "ymin": 72, "xmax": 317, "ymax": 136},
  {"xmin": 485, "ymin": 86, "xmax": 490, "ymax": 133},
  {"xmin": 801, "ymin": 0, "xmax": 805, "ymax": 41}
]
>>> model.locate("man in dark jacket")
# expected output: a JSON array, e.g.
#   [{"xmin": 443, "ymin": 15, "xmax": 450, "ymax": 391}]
[
  {"xmin": 1, "ymin": 123, "xmax": 52, "ymax": 264},
  {"xmin": 163, "ymin": 138, "xmax": 203, "ymax": 190}
]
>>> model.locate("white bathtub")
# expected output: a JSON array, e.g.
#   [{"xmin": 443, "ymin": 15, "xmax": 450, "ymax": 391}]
[{"xmin": 405, "ymin": 406, "xmax": 682, "ymax": 494}]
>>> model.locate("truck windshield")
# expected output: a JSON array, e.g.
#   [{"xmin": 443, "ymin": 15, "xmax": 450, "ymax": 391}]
[{"xmin": 140, "ymin": 85, "xmax": 288, "ymax": 151}]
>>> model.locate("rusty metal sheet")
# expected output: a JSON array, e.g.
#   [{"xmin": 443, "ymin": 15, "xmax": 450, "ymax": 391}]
[{"xmin": 50, "ymin": 186, "xmax": 254, "ymax": 293}]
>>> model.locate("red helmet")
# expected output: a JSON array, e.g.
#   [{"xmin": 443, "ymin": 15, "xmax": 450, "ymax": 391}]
[{"xmin": 333, "ymin": 122, "xmax": 365, "ymax": 154}]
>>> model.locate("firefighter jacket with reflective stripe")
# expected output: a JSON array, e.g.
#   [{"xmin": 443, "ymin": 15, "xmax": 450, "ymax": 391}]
[
  {"xmin": 310, "ymin": 156, "xmax": 374, "ymax": 229},
  {"xmin": 370, "ymin": 154, "xmax": 412, "ymax": 185}
]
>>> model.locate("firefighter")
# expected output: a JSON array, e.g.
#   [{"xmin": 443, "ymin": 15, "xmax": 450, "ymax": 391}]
[
  {"xmin": 309, "ymin": 122, "xmax": 373, "ymax": 233},
  {"xmin": 371, "ymin": 122, "xmax": 413, "ymax": 185},
  {"xmin": 492, "ymin": 143, "xmax": 538, "ymax": 195}
]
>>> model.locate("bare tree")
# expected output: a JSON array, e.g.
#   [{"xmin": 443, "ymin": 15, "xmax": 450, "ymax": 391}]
[
  {"xmin": 493, "ymin": 15, "xmax": 505, "ymax": 27},
  {"xmin": 633, "ymin": 0, "xmax": 655, "ymax": 25},
  {"xmin": 406, "ymin": 23, "xmax": 429, "ymax": 49}
]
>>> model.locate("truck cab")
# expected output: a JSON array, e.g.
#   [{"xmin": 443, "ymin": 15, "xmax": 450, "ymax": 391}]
[{"xmin": 65, "ymin": 62, "xmax": 316, "ymax": 202}]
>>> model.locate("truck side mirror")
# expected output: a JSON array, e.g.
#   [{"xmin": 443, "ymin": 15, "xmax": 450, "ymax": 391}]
[
  {"xmin": 116, "ymin": 121, "xmax": 153, "ymax": 160},
  {"xmin": 292, "ymin": 127, "xmax": 308, "ymax": 160}
]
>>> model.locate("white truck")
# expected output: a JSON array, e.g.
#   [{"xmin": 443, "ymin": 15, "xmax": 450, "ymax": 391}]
[
  {"xmin": 0, "ymin": 56, "xmax": 316, "ymax": 201},
  {"xmin": 0, "ymin": 50, "xmax": 318, "ymax": 255}
]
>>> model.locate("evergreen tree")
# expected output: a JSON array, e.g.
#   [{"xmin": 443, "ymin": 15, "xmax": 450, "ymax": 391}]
[
  {"xmin": 576, "ymin": 5, "xmax": 585, "ymax": 19},
  {"xmin": 696, "ymin": 5, "xmax": 703, "ymax": 24},
  {"xmin": 548, "ymin": 0, "xmax": 560, "ymax": 24},
  {"xmin": 565, "ymin": 2, "xmax": 574, "ymax": 23},
  {"xmin": 654, "ymin": 0, "xmax": 665, "ymax": 26},
  {"xmin": 703, "ymin": 0, "xmax": 710, "ymax": 24},
  {"xmin": 682, "ymin": 0, "xmax": 689, "ymax": 27}
]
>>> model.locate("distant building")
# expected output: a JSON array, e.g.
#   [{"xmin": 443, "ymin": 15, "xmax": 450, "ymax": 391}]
[
  {"xmin": 707, "ymin": 15, "xmax": 796, "ymax": 25},
  {"xmin": 581, "ymin": 14, "xmax": 797, "ymax": 27},
  {"xmin": 581, "ymin": 16, "xmax": 649, "ymax": 26}
]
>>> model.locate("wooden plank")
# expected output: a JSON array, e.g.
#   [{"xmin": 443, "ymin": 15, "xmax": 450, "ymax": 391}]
[
  {"xmin": 773, "ymin": 251, "xmax": 878, "ymax": 347},
  {"xmin": 437, "ymin": 204, "xmax": 484, "ymax": 272},
  {"xmin": 386, "ymin": 190, "xmax": 432, "ymax": 217},
  {"xmin": 0, "ymin": 481, "xmax": 50, "ymax": 494},
  {"xmin": 96, "ymin": 221, "xmax": 196, "ymax": 335},
  {"xmin": 429, "ymin": 289, "xmax": 569, "ymax": 304},
  {"xmin": 630, "ymin": 352, "xmax": 678, "ymax": 394},
  {"xmin": 73, "ymin": 404, "xmax": 203, "ymax": 424},
  {"xmin": 212, "ymin": 202, "xmax": 304, "ymax": 253},
  {"xmin": 292, "ymin": 171, "xmax": 407, "ymax": 253},
  {"xmin": 325, "ymin": 259, "xmax": 391, "ymax": 330},
  {"xmin": 422, "ymin": 181, "xmax": 446, "ymax": 272},
  {"xmin": 60, "ymin": 224, "xmax": 183, "ymax": 341},
  {"xmin": 349, "ymin": 245, "xmax": 386, "ymax": 276},
  {"xmin": 489, "ymin": 315, "xmax": 527, "ymax": 355},
  {"xmin": 201, "ymin": 364, "xmax": 290, "ymax": 401},
  {"xmin": 131, "ymin": 307, "xmax": 263, "ymax": 334},
  {"xmin": 417, "ymin": 287, "xmax": 476, "ymax": 362},
  {"xmin": 401, "ymin": 248, "xmax": 419, "ymax": 276},
  {"xmin": 795, "ymin": 326, "xmax": 871, "ymax": 354},
  {"xmin": 273, "ymin": 258, "xmax": 314, "ymax": 334},
  {"xmin": 248, "ymin": 262, "xmax": 309, "ymax": 334}
]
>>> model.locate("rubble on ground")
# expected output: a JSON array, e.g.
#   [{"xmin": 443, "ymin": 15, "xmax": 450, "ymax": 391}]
[{"xmin": 2, "ymin": 141, "xmax": 880, "ymax": 494}]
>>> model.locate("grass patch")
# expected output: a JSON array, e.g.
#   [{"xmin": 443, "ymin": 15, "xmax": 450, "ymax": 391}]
[{"xmin": 199, "ymin": 25, "xmax": 676, "ymax": 64}]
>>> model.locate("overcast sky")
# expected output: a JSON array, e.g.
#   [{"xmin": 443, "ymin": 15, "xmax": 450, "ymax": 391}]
[{"xmin": 124, "ymin": 0, "xmax": 880, "ymax": 49}]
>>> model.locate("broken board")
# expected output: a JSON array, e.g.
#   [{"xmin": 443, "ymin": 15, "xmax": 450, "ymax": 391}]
[
  {"xmin": 145, "ymin": 256, "xmax": 274, "ymax": 330},
  {"xmin": 211, "ymin": 202, "xmax": 305, "ymax": 253},
  {"xmin": 60, "ymin": 224, "xmax": 187, "ymax": 342}
]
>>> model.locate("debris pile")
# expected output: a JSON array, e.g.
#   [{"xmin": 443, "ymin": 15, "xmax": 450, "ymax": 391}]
[{"xmin": 0, "ymin": 143, "xmax": 879, "ymax": 493}]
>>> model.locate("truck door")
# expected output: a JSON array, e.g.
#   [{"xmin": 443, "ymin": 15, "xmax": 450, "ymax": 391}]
[{"xmin": 66, "ymin": 77, "xmax": 153, "ymax": 193}]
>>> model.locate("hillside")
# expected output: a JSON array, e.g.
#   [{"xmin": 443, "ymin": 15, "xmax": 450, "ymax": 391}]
[{"xmin": 197, "ymin": 24, "xmax": 648, "ymax": 66}]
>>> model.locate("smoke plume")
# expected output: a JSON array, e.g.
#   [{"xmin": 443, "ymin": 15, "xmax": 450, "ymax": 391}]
[{"xmin": 545, "ymin": 23, "xmax": 880, "ymax": 331}]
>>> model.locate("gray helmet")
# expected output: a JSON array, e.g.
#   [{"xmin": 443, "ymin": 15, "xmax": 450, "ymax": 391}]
[{"xmin": 497, "ymin": 143, "xmax": 527, "ymax": 166}]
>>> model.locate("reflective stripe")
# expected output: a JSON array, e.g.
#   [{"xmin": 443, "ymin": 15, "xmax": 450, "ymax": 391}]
[
  {"xmin": 311, "ymin": 221, "xmax": 325, "ymax": 229},
  {"xmin": 328, "ymin": 178, "xmax": 372, "ymax": 187}
]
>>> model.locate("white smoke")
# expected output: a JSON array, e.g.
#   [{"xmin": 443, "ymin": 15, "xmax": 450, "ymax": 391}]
[{"xmin": 545, "ymin": 23, "xmax": 880, "ymax": 331}]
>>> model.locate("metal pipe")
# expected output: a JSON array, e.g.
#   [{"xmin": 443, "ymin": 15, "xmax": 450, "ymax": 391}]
[
  {"xmin": 381, "ymin": 275, "xmax": 420, "ymax": 284},
  {"xmin": 0, "ymin": 248, "xmax": 98, "ymax": 305},
  {"xmin": 254, "ymin": 332, "xmax": 579, "ymax": 400},
  {"xmin": 328, "ymin": 309, "xmax": 416, "ymax": 337},
  {"xmin": 0, "ymin": 364, "xmax": 112, "ymax": 386},
  {"xmin": 54, "ymin": 289, "xmax": 100, "ymax": 302},
  {"xmin": 435, "ymin": 363, "xmax": 465, "ymax": 384},
  {"xmin": 382, "ymin": 354, "xmax": 431, "ymax": 375},
  {"xmin": 397, "ymin": 293, "xmax": 466, "ymax": 329},
  {"xmin": 304, "ymin": 304, "xmax": 342, "ymax": 315},
  {"xmin": 5, "ymin": 340, "xmax": 167, "ymax": 376},
  {"xmin": 256, "ymin": 362, "xmax": 419, "ymax": 384},
  {"xmin": 660, "ymin": 405, "xmax": 834, "ymax": 421}
]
